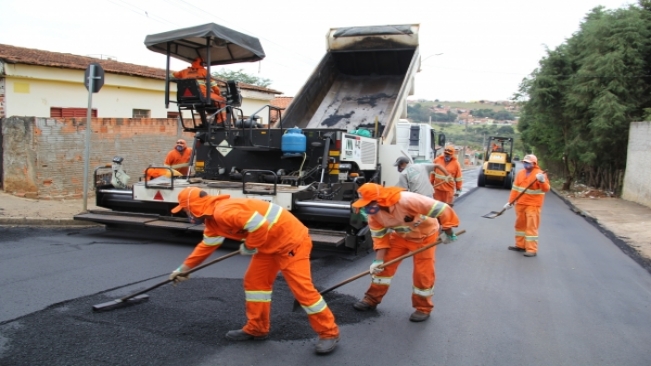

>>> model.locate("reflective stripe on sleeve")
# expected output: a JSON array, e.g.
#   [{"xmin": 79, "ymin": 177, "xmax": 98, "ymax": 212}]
[
  {"xmin": 243, "ymin": 212, "xmax": 266, "ymax": 233},
  {"xmin": 371, "ymin": 227, "xmax": 389, "ymax": 238},
  {"xmin": 392, "ymin": 226, "xmax": 412, "ymax": 233},
  {"xmin": 245, "ymin": 290, "xmax": 272, "ymax": 302},
  {"xmin": 372, "ymin": 276, "xmax": 392, "ymax": 285},
  {"xmin": 427, "ymin": 201, "xmax": 448, "ymax": 218},
  {"xmin": 264, "ymin": 203, "xmax": 282, "ymax": 230},
  {"xmin": 202, "ymin": 235, "xmax": 225, "ymax": 246},
  {"xmin": 455, "ymin": 177, "xmax": 463, "ymax": 182},
  {"xmin": 301, "ymin": 296, "xmax": 328, "ymax": 315},
  {"xmin": 413, "ymin": 285, "xmax": 435, "ymax": 297}
]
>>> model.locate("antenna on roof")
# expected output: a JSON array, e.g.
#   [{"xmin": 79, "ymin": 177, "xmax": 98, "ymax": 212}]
[{"xmin": 87, "ymin": 54, "xmax": 118, "ymax": 61}]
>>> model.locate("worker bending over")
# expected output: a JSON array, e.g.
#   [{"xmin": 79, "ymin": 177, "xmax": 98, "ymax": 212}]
[
  {"xmin": 351, "ymin": 183, "xmax": 460, "ymax": 322},
  {"xmin": 394, "ymin": 156, "xmax": 449, "ymax": 198},
  {"xmin": 431, "ymin": 145, "xmax": 463, "ymax": 205},
  {"xmin": 169, "ymin": 188, "xmax": 340, "ymax": 354},
  {"xmin": 504, "ymin": 154, "xmax": 550, "ymax": 257},
  {"xmin": 164, "ymin": 139, "xmax": 192, "ymax": 176}
]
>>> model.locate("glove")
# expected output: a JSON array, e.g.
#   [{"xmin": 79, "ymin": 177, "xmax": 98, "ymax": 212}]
[
  {"xmin": 503, "ymin": 202, "xmax": 513, "ymax": 210},
  {"xmin": 369, "ymin": 260, "xmax": 384, "ymax": 275},
  {"xmin": 442, "ymin": 232, "xmax": 458, "ymax": 244},
  {"xmin": 536, "ymin": 173, "xmax": 545, "ymax": 183},
  {"xmin": 239, "ymin": 243, "xmax": 258, "ymax": 255},
  {"xmin": 169, "ymin": 268, "xmax": 190, "ymax": 285}
]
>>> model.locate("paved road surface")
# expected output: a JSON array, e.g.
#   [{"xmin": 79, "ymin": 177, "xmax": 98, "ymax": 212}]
[{"xmin": 1, "ymin": 178, "xmax": 651, "ymax": 366}]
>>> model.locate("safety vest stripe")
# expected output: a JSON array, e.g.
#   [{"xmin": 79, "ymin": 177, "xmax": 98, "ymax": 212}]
[
  {"xmin": 245, "ymin": 290, "xmax": 272, "ymax": 302},
  {"xmin": 427, "ymin": 201, "xmax": 447, "ymax": 218},
  {"xmin": 244, "ymin": 212, "xmax": 266, "ymax": 233},
  {"xmin": 392, "ymin": 226, "xmax": 411, "ymax": 233},
  {"xmin": 202, "ymin": 235, "xmax": 225, "ymax": 246},
  {"xmin": 413, "ymin": 285, "xmax": 435, "ymax": 297},
  {"xmin": 264, "ymin": 204, "xmax": 282, "ymax": 230},
  {"xmin": 455, "ymin": 177, "xmax": 463, "ymax": 182},
  {"xmin": 515, "ymin": 231, "xmax": 526, "ymax": 237},
  {"xmin": 371, "ymin": 228, "xmax": 388, "ymax": 238},
  {"xmin": 434, "ymin": 173, "xmax": 448, "ymax": 180},
  {"xmin": 301, "ymin": 296, "xmax": 328, "ymax": 315},
  {"xmin": 372, "ymin": 276, "xmax": 392, "ymax": 285}
]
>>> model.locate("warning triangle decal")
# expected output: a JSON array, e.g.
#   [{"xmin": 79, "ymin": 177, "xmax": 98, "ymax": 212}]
[
  {"xmin": 153, "ymin": 191, "xmax": 164, "ymax": 200},
  {"xmin": 182, "ymin": 88, "xmax": 194, "ymax": 97}
]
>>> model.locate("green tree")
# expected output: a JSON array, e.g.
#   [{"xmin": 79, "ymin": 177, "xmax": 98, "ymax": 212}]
[
  {"xmin": 211, "ymin": 68, "xmax": 273, "ymax": 87},
  {"xmin": 516, "ymin": 3, "xmax": 651, "ymax": 193}
]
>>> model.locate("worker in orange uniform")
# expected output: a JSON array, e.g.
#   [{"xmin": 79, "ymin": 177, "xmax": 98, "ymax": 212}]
[
  {"xmin": 164, "ymin": 139, "xmax": 193, "ymax": 176},
  {"xmin": 168, "ymin": 188, "xmax": 340, "ymax": 354},
  {"xmin": 171, "ymin": 57, "xmax": 227, "ymax": 123},
  {"xmin": 351, "ymin": 183, "xmax": 460, "ymax": 322},
  {"xmin": 503, "ymin": 154, "xmax": 550, "ymax": 257},
  {"xmin": 431, "ymin": 145, "xmax": 463, "ymax": 206}
]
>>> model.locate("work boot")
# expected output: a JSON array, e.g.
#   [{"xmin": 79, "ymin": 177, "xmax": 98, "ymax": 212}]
[
  {"xmin": 353, "ymin": 299, "xmax": 376, "ymax": 311},
  {"xmin": 508, "ymin": 246, "xmax": 525, "ymax": 252},
  {"xmin": 409, "ymin": 310, "xmax": 430, "ymax": 322},
  {"xmin": 523, "ymin": 252, "xmax": 537, "ymax": 257},
  {"xmin": 315, "ymin": 337, "xmax": 339, "ymax": 354},
  {"xmin": 225, "ymin": 329, "xmax": 268, "ymax": 341}
]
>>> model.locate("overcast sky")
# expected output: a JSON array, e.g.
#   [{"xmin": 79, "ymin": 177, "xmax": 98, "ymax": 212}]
[{"xmin": 0, "ymin": 0, "xmax": 634, "ymax": 101}]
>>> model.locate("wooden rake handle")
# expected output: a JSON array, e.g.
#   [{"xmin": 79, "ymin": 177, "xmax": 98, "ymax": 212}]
[{"xmin": 318, "ymin": 229, "xmax": 466, "ymax": 296}]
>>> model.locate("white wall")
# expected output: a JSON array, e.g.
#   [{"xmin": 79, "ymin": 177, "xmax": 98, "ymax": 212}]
[
  {"xmin": 622, "ymin": 122, "xmax": 651, "ymax": 208},
  {"xmin": 2, "ymin": 63, "xmax": 276, "ymax": 119}
]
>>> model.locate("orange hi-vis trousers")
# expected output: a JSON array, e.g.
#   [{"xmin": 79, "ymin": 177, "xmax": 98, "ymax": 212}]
[
  {"xmin": 434, "ymin": 190, "xmax": 455, "ymax": 205},
  {"xmin": 514, "ymin": 205, "xmax": 541, "ymax": 253},
  {"xmin": 242, "ymin": 234, "xmax": 339, "ymax": 339},
  {"xmin": 362, "ymin": 233, "xmax": 437, "ymax": 314}
]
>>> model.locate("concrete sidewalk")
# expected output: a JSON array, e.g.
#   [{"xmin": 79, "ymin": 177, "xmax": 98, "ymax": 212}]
[{"xmin": 1, "ymin": 189, "xmax": 650, "ymax": 272}]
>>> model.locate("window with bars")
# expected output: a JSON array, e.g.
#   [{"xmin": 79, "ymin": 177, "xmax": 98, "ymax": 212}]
[
  {"xmin": 50, "ymin": 107, "xmax": 97, "ymax": 118},
  {"xmin": 133, "ymin": 109, "xmax": 151, "ymax": 118}
]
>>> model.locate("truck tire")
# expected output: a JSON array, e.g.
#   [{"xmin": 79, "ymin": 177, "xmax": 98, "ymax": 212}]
[
  {"xmin": 478, "ymin": 170, "xmax": 486, "ymax": 187},
  {"xmin": 503, "ymin": 171, "xmax": 513, "ymax": 189}
]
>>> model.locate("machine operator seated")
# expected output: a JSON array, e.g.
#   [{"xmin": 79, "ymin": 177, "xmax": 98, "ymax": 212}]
[{"xmin": 171, "ymin": 57, "xmax": 226, "ymax": 123}]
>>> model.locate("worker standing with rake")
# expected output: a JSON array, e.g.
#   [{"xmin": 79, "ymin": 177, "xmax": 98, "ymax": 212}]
[
  {"xmin": 351, "ymin": 183, "xmax": 460, "ymax": 322},
  {"xmin": 504, "ymin": 154, "xmax": 550, "ymax": 257},
  {"xmin": 431, "ymin": 145, "xmax": 463, "ymax": 206},
  {"xmin": 168, "ymin": 187, "xmax": 340, "ymax": 354}
]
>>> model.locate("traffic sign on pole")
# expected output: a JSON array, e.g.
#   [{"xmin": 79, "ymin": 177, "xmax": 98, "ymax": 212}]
[{"xmin": 84, "ymin": 63, "xmax": 104, "ymax": 93}]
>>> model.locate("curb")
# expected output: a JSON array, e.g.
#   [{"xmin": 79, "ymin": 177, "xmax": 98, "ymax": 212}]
[
  {"xmin": 551, "ymin": 188, "xmax": 651, "ymax": 276},
  {"xmin": 0, "ymin": 218, "xmax": 101, "ymax": 227}
]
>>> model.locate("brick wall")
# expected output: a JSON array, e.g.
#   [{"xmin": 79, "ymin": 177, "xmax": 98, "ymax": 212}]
[{"xmin": 1, "ymin": 116, "xmax": 193, "ymax": 199}]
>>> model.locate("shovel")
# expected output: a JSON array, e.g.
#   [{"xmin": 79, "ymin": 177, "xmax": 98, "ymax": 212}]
[
  {"xmin": 92, "ymin": 250, "xmax": 240, "ymax": 312},
  {"xmin": 292, "ymin": 229, "xmax": 466, "ymax": 311},
  {"xmin": 481, "ymin": 171, "xmax": 547, "ymax": 219}
]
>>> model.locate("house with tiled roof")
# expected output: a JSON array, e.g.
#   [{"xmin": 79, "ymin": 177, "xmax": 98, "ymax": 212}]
[
  {"xmin": 269, "ymin": 96, "xmax": 293, "ymax": 124},
  {"xmin": 0, "ymin": 43, "xmax": 282, "ymax": 122}
]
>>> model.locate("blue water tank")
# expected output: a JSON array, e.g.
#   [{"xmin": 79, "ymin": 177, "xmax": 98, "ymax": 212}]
[{"xmin": 282, "ymin": 128, "xmax": 307, "ymax": 155}]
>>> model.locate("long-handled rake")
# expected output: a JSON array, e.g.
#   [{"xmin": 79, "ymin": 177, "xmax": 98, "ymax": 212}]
[
  {"xmin": 92, "ymin": 250, "xmax": 240, "ymax": 312},
  {"xmin": 482, "ymin": 171, "xmax": 546, "ymax": 219},
  {"xmin": 292, "ymin": 229, "xmax": 466, "ymax": 311}
]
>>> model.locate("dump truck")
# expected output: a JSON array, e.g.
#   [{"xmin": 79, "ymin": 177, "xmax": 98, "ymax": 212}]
[
  {"xmin": 477, "ymin": 136, "xmax": 514, "ymax": 189},
  {"xmin": 75, "ymin": 23, "xmax": 444, "ymax": 253}
]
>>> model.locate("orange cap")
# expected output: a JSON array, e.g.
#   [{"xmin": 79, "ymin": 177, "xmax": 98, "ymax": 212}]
[
  {"xmin": 351, "ymin": 183, "xmax": 383, "ymax": 208},
  {"xmin": 444, "ymin": 145, "xmax": 455, "ymax": 155},
  {"xmin": 523, "ymin": 154, "xmax": 538, "ymax": 164},
  {"xmin": 171, "ymin": 187, "xmax": 201, "ymax": 214}
]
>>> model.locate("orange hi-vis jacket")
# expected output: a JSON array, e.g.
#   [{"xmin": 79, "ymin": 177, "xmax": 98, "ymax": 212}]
[
  {"xmin": 164, "ymin": 148, "xmax": 193, "ymax": 176},
  {"xmin": 368, "ymin": 191, "xmax": 460, "ymax": 251},
  {"xmin": 183, "ymin": 198, "xmax": 308, "ymax": 268},
  {"xmin": 431, "ymin": 155, "xmax": 463, "ymax": 192},
  {"xmin": 509, "ymin": 167, "xmax": 550, "ymax": 207}
]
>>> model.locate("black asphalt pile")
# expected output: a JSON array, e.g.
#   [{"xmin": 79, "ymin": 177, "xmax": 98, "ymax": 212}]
[{"xmin": 0, "ymin": 261, "xmax": 377, "ymax": 366}]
